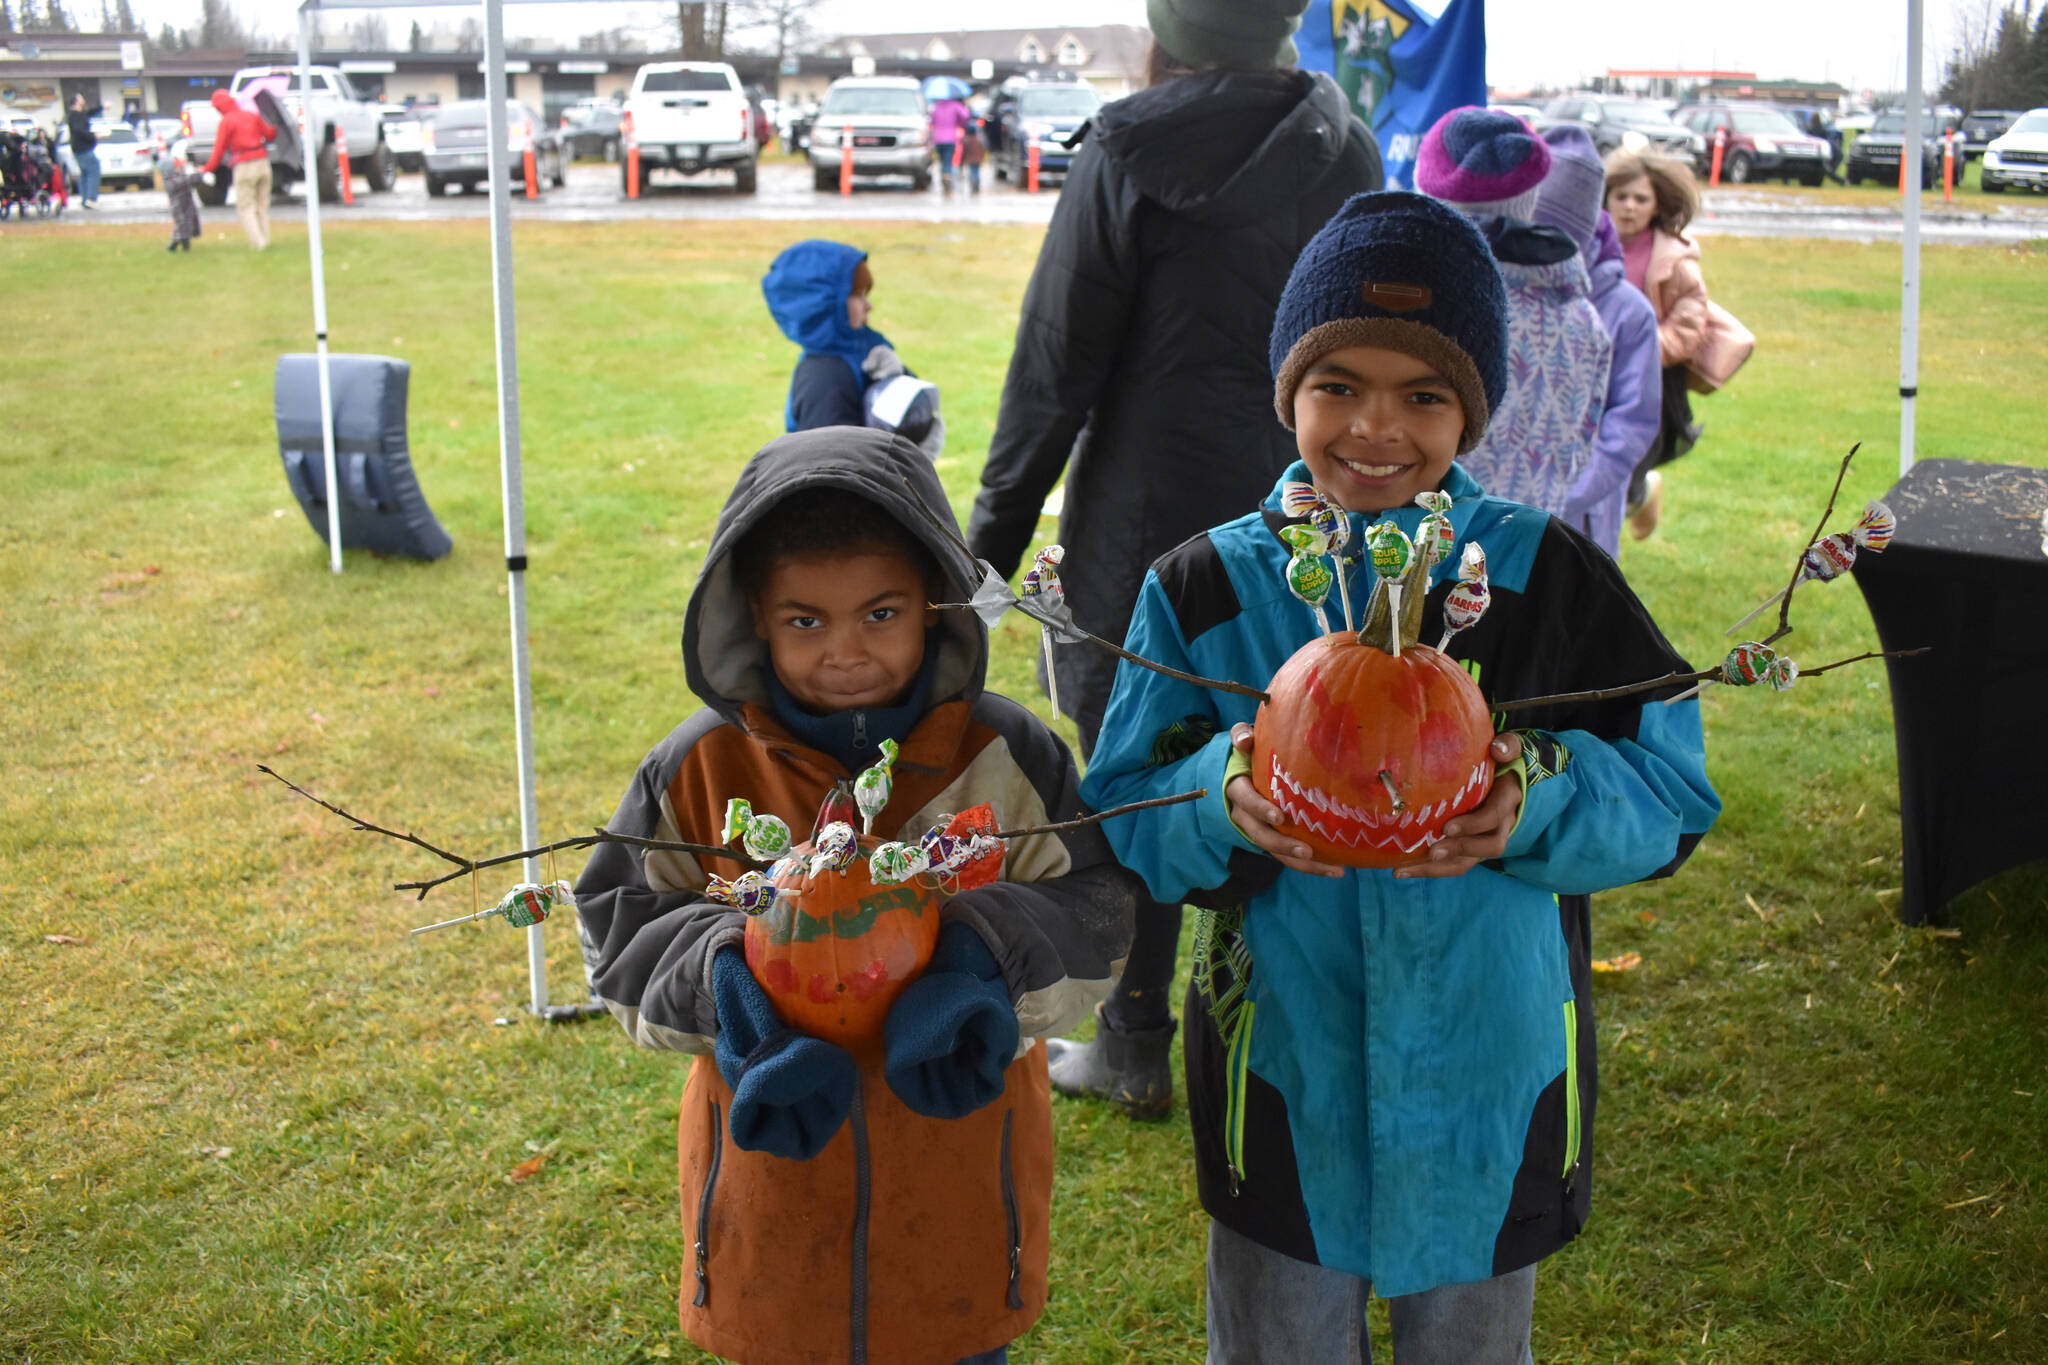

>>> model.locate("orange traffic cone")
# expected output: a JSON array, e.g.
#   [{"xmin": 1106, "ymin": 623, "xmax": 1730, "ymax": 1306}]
[
  {"xmin": 1707, "ymin": 127, "xmax": 1725, "ymax": 188},
  {"xmin": 1027, "ymin": 139, "xmax": 1040, "ymax": 193},
  {"xmin": 624, "ymin": 111, "xmax": 639, "ymax": 199},
  {"xmin": 840, "ymin": 124, "xmax": 853, "ymax": 196},
  {"xmin": 523, "ymin": 123, "xmax": 539, "ymax": 200},
  {"xmin": 336, "ymin": 126, "xmax": 354, "ymax": 205}
]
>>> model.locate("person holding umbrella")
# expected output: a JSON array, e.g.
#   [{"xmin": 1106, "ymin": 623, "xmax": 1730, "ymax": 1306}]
[{"xmin": 924, "ymin": 75, "xmax": 974, "ymax": 193}]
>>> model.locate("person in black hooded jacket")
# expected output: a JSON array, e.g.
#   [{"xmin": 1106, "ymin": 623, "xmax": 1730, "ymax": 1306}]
[{"xmin": 965, "ymin": 0, "xmax": 1382, "ymax": 1118}]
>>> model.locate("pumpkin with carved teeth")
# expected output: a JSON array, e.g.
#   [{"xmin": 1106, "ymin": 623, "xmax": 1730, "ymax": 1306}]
[{"xmin": 1250, "ymin": 632, "xmax": 1495, "ymax": 869}]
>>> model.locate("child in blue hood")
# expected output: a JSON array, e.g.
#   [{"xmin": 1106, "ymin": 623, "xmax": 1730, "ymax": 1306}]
[{"xmin": 762, "ymin": 239, "xmax": 941, "ymax": 451}]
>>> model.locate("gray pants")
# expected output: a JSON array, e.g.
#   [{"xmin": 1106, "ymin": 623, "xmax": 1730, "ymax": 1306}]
[{"xmin": 1206, "ymin": 1220, "xmax": 1537, "ymax": 1365}]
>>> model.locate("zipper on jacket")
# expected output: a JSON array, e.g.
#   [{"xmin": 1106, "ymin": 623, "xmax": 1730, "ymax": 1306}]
[
  {"xmin": 1560, "ymin": 1000, "xmax": 1583, "ymax": 1191},
  {"xmin": 692, "ymin": 1099, "xmax": 724, "ymax": 1307},
  {"xmin": 850, "ymin": 710, "xmax": 868, "ymax": 752},
  {"xmin": 999, "ymin": 1108, "xmax": 1023, "ymax": 1310},
  {"xmin": 849, "ymin": 1078, "xmax": 871, "ymax": 1365}
]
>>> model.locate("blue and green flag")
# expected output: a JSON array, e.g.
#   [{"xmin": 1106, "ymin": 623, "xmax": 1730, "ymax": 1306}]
[{"xmin": 1297, "ymin": 0, "xmax": 1489, "ymax": 190}]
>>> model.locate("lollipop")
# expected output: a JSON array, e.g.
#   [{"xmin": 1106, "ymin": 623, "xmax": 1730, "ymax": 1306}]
[
  {"xmin": 854, "ymin": 738, "xmax": 899, "ymax": 835},
  {"xmin": 1436, "ymin": 578, "xmax": 1492, "ymax": 653},
  {"xmin": 1282, "ymin": 483, "xmax": 1358, "ymax": 629},
  {"xmin": 867, "ymin": 840, "xmax": 931, "ymax": 886},
  {"xmin": 1366, "ymin": 522, "xmax": 1416, "ymax": 656},
  {"xmin": 1279, "ymin": 482, "xmax": 1328, "ymax": 519},
  {"xmin": 1727, "ymin": 499, "xmax": 1897, "ymax": 634},
  {"xmin": 704, "ymin": 871, "xmax": 777, "ymax": 914},
  {"xmin": 1764, "ymin": 654, "xmax": 1800, "ymax": 692},
  {"xmin": 1720, "ymin": 640, "xmax": 1776, "ymax": 685},
  {"xmin": 808, "ymin": 821, "xmax": 859, "ymax": 877},
  {"xmin": 1414, "ymin": 492, "xmax": 1456, "ymax": 569},
  {"xmin": 1285, "ymin": 551, "xmax": 1337, "ymax": 632},
  {"xmin": 1020, "ymin": 545, "xmax": 1068, "ymax": 716},
  {"xmin": 723, "ymin": 798, "xmax": 792, "ymax": 861},
  {"xmin": 409, "ymin": 880, "xmax": 574, "ymax": 936},
  {"xmin": 1458, "ymin": 541, "xmax": 1487, "ymax": 584},
  {"xmin": 1277, "ymin": 523, "xmax": 1330, "ymax": 557}
]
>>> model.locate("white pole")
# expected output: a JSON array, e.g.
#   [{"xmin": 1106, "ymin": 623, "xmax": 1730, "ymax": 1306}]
[
  {"xmin": 480, "ymin": 0, "xmax": 547, "ymax": 1015},
  {"xmin": 298, "ymin": 6, "xmax": 343, "ymax": 574},
  {"xmin": 1900, "ymin": 0, "xmax": 1924, "ymax": 477}
]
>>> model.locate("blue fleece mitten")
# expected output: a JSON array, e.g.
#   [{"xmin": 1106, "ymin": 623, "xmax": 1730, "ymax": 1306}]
[
  {"xmin": 883, "ymin": 921, "xmax": 1019, "ymax": 1120},
  {"xmin": 712, "ymin": 947, "xmax": 857, "ymax": 1160}
]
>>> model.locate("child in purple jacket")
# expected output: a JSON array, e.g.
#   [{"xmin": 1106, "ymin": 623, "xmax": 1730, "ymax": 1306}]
[{"xmin": 1536, "ymin": 124, "xmax": 1663, "ymax": 558}]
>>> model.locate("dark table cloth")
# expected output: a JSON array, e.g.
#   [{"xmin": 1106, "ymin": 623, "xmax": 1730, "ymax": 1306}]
[{"xmin": 1853, "ymin": 459, "xmax": 2048, "ymax": 924}]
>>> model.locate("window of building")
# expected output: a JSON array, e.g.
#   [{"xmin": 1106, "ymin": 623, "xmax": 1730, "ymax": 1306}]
[
  {"xmin": 1018, "ymin": 36, "xmax": 1044, "ymax": 63},
  {"xmin": 1056, "ymin": 35, "xmax": 1086, "ymax": 66}
]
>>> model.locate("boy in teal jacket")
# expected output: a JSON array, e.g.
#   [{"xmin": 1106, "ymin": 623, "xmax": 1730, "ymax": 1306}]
[{"xmin": 1078, "ymin": 192, "xmax": 1720, "ymax": 1363}]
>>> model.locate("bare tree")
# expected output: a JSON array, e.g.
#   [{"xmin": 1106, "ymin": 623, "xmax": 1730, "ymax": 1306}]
[
  {"xmin": 196, "ymin": 0, "xmax": 248, "ymax": 49},
  {"xmin": 455, "ymin": 14, "xmax": 482, "ymax": 51},
  {"xmin": 726, "ymin": 0, "xmax": 825, "ymax": 65},
  {"xmin": 676, "ymin": 2, "xmax": 728, "ymax": 59},
  {"xmin": 347, "ymin": 12, "xmax": 389, "ymax": 51}
]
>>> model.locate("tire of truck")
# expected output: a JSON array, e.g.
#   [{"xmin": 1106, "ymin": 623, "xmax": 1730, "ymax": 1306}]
[
  {"xmin": 813, "ymin": 166, "xmax": 837, "ymax": 192},
  {"xmin": 365, "ymin": 139, "xmax": 397, "ymax": 192},
  {"xmin": 1725, "ymin": 151, "xmax": 1754, "ymax": 184},
  {"xmin": 552, "ymin": 149, "xmax": 567, "ymax": 188},
  {"xmin": 425, "ymin": 171, "xmax": 448, "ymax": 197},
  {"xmin": 734, "ymin": 158, "xmax": 757, "ymax": 194},
  {"xmin": 315, "ymin": 140, "xmax": 342, "ymax": 203},
  {"xmin": 603, "ymin": 137, "xmax": 619, "ymax": 162},
  {"xmin": 620, "ymin": 157, "xmax": 633, "ymax": 195}
]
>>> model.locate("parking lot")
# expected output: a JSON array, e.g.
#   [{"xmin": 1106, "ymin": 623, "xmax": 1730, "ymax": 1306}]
[
  {"xmin": 22, "ymin": 154, "xmax": 2048, "ymax": 243},
  {"xmin": 34, "ymin": 156, "xmax": 1066, "ymax": 228}
]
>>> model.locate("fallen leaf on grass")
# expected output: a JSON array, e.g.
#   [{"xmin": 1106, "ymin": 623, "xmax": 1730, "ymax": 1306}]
[
  {"xmin": 507, "ymin": 1152, "xmax": 547, "ymax": 1183},
  {"xmin": 1637, "ymin": 910, "xmax": 1659, "ymax": 926},
  {"xmin": 1592, "ymin": 952, "xmax": 1643, "ymax": 973},
  {"xmin": 44, "ymin": 934, "xmax": 86, "ymax": 945},
  {"xmin": 199, "ymin": 1145, "xmax": 234, "ymax": 1159}
]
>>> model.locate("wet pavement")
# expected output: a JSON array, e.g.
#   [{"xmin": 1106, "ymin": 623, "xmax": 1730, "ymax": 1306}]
[{"xmin": 22, "ymin": 160, "xmax": 2048, "ymax": 243}]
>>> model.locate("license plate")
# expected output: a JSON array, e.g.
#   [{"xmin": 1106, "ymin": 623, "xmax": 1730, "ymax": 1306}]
[{"xmin": 459, "ymin": 153, "xmax": 484, "ymax": 167}]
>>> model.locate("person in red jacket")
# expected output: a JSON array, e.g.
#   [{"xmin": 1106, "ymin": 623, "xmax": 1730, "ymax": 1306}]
[{"xmin": 202, "ymin": 89, "xmax": 276, "ymax": 250}]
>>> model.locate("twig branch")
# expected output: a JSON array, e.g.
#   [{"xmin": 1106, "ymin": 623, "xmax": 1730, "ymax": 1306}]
[
  {"xmin": 994, "ymin": 789, "xmax": 1206, "ymax": 840},
  {"xmin": 1489, "ymin": 646, "xmax": 1928, "ymax": 714},
  {"xmin": 1763, "ymin": 442, "xmax": 1860, "ymax": 647},
  {"xmin": 260, "ymin": 766, "xmax": 760, "ymax": 901}
]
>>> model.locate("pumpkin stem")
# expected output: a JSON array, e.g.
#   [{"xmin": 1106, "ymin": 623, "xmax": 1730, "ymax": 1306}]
[{"xmin": 1377, "ymin": 770, "xmax": 1406, "ymax": 813}]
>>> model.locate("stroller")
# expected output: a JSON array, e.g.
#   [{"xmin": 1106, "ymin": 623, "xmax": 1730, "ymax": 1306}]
[{"xmin": 0, "ymin": 131, "xmax": 63, "ymax": 219}]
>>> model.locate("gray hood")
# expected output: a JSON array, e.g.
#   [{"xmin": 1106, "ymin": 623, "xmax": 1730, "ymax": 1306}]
[{"xmin": 682, "ymin": 427, "xmax": 988, "ymax": 725}]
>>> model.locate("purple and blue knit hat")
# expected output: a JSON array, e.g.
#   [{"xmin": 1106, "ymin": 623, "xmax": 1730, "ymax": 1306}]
[
  {"xmin": 1415, "ymin": 106, "xmax": 1553, "ymax": 221},
  {"xmin": 1533, "ymin": 123, "xmax": 1606, "ymax": 256},
  {"xmin": 1269, "ymin": 191, "xmax": 1510, "ymax": 454}
]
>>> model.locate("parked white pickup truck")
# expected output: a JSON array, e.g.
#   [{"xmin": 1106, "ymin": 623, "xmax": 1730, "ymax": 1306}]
[
  {"xmin": 620, "ymin": 61, "xmax": 757, "ymax": 194},
  {"xmin": 182, "ymin": 65, "xmax": 395, "ymax": 205}
]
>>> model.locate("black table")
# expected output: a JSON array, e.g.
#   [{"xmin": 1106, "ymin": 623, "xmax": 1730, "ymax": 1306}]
[{"xmin": 1853, "ymin": 459, "xmax": 2048, "ymax": 924}]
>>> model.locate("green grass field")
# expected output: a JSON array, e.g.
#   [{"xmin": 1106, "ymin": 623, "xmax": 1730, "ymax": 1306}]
[{"xmin": 2, "ymin": 217, "xmax": 2044, "ymax": 1364}]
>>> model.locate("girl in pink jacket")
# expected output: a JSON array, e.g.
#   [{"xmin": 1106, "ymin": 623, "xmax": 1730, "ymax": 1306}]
[{"xmin": 1605, "ymin": 149, "xmax": 1707, "ymax": 539}]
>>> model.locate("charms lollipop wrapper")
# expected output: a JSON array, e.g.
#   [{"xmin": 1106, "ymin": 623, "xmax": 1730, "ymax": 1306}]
[
  {"xmin": 1436, "ymin": 578, "xmax": 1491, "ymax": 652},
  {"xmin": 809, "ymin": 821, "xmax": 859, "ymax": 876},
  {"xmin": 706, "ymin": 870, "xmax": 777, "ymax": 914},
  {"xmin": 854, "ymin": 738, "xmax": 899, "ymax": 834},
  {"xmin": 723, "ymin": 798, "xmax": 792, "ymax": 861}
]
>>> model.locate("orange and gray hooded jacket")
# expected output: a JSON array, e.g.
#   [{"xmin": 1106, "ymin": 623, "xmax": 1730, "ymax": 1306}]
[{"xmin": 574, "ymin": 427, "xmax": 1137, "ymax": 1365}]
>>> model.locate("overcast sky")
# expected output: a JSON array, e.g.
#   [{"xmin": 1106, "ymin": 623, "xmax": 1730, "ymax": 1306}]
[{"xmin": 152, "ymin": 0, "xmax": 1943, "ymax": 99}]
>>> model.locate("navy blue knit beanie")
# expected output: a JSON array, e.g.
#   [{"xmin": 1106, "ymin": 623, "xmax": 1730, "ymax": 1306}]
[{"xmin": 1270, "ymin": 191, "xmax": 1510, "ymax": 454}]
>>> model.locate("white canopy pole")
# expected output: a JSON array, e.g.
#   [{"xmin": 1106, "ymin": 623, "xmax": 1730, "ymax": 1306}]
[
  {"xmin": 478, "ymin": 0, "xmax": 548, "ymax": 1014},
  {"xmin": 1900, "ymin": 0, "xmax": 1924, "ymax": 476},
  {"xmin": 298, "ymin": 6, "xmax": 343, "ymax": 573}
]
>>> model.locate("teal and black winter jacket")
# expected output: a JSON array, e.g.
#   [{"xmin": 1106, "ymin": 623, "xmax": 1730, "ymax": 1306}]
[{"xmin": 1078, "ymin": 461, "xmax": 1720, "ymax": 1296}]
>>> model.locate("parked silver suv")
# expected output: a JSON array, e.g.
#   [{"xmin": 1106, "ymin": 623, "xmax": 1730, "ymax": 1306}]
[{"xmin": 807, "ymin": 77, "xmax": 930, "ymax": 192}]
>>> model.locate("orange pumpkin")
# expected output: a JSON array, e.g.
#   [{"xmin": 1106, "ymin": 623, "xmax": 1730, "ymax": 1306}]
[
  {"xmin": 1250, "ymin": 632, "xmax": 1495, "ymax": 868},
  {"xmin": 742, "ymin": 831, "xmax": 943, "ymax": 1052}
]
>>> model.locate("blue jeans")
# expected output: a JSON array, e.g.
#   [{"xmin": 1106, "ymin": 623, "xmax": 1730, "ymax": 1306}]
[
  {"xmin": 78, "ymin": 148, "xmax": 101, "ymax": 202},
  {"xmin": 1205, "ymin": 1220, "xmax": 1536, "ymax": 1365}
]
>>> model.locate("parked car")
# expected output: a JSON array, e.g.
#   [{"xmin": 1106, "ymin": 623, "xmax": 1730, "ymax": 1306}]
[
  {"xmin": 1980, "ymin": 106, "xmax": 2048, "ymax": 193},
  {"xmin": 1959, "ymin": 108, "xmax": 2024, "ymax": 162},
  {"xmin": 620, "ymin": 60, "xmax": 757, "ymax": 194},
  {"xmin": 1488, "ymin": 101, "xmax": 1544, "ymax": 124},
  {"xmin": 1842, "ymin": 108, "xmax": 1956, "ymax": 186},
  {"xmin": 137, "ymin": 115, "xmax": 182, "ymax": 148},
  {"xmin": 420, "ymin": 100, "xmax": 566, "ymax": 196},
  {"xmin": 57, "ymin": 119, "xmax": 156, "ymax": 190},
  {"xmin": 378, "ymin": 106, "xmax": 424, "ymax": 171},
  {"xmin": 990, "ymin": 79, "xmax": 1101, "ymax": 183},
  {"xmin": 559, "ymin": 98, "xmax": 623, "ymax": 160},
  {"xmin": 1535, "ymin": 93, "xmax": 1702, "ymax": 163},
  {"xmin": 806, "ymin": 76, "xmax": 929, "ymax": 191},
  {"xmin": 1674, "ymin": 102, "xmax": 1834, "ymax": 184}
]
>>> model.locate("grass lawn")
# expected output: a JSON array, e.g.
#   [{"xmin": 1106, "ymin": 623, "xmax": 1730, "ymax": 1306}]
[{"xmin": 2, "ymin": 217, "xmax": 2045, "ymax": 1364}]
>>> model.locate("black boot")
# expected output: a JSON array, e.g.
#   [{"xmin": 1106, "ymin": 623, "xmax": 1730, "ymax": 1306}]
[{"xmin": 1044, "ymin": 1004, "xmax": 1176, "ymax": 1119}]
